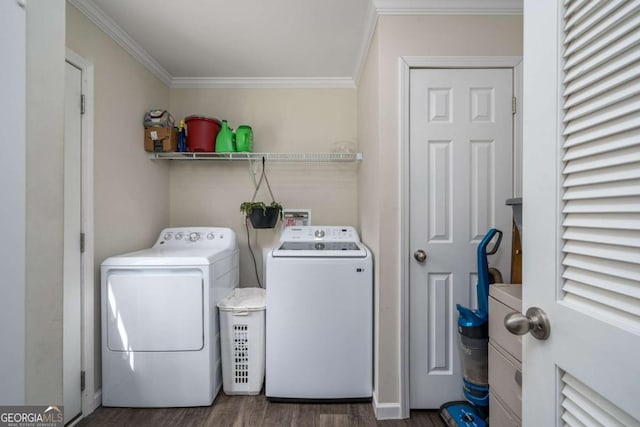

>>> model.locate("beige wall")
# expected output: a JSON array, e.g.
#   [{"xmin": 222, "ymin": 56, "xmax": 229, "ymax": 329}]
[
  {"xmin": 66, "ymin": 4, "xmax": 171, "ymax": 390},
  {"xmin": 25, "ymin": 0, "xmax": 66, "ymax": 405},
  {"xmin": 169, "ymin": 89, "xmax": 358, "ymax": 285},
  {"xmin": 359, "ymin": 15, "xmax": 523, "ymax": 405},
  {"xmin": 357, "ymin": 25, "xmax": 382, "ymax": 402}
]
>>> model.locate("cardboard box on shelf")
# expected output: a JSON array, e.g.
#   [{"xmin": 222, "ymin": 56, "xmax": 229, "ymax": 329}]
[{"xmin": 144, "ymin": 127, "xmax": 177, "ymax": 152}]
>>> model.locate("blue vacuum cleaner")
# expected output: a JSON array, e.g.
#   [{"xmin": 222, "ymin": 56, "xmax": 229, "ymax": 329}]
[{"xmin": 439, "ymin": 228, "xmax": 503, "ymax": 427}]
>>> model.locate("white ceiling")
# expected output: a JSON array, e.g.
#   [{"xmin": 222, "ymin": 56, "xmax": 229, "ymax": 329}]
[{"xmin": 69, "ymin": 0, "xmax": 523, "ymax": 88}]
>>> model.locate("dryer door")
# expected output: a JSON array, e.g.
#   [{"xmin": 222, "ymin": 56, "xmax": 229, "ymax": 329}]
[{"xmin": 105, "ymin": 269, "xmax": 204, "ymax": 352}]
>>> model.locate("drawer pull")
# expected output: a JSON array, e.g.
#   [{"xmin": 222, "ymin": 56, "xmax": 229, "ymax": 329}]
[{"xmin": 515, "ymin": 369, "xmax": 522, "ymax": 387}]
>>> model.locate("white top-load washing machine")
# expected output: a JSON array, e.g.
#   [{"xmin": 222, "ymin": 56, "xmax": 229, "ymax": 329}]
[
  {"xmin": 101, "ymin": 227, "xmax": 239, "ymax": 407},
  {"xmin": 265, "ymin": 226, "xmax": 372, "ymax": 401}
]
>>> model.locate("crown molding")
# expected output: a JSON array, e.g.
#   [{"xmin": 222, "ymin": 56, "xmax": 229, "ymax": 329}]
[
  {"xmin": 373, "ymin": 0, "xmax": 523, "ymax": 15},
  {"xmin": 353, "ymin": 0, "xmax": 379, "ymax": 86},
  {"xmin": 68, "ymin": 0, "xmax": 172, "ymax": 86},
  {"xmin": 170, "ymin": 77, "xmax": 356, "ymax": 89}
]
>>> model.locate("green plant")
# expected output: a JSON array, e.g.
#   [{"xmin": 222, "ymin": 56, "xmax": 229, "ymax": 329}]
[
  {"xmin": 240, "ymin": 201, "xmax": 283, "ymax": 219},
  {"xmin": 241, "ymin": 157, "xmax": 282, "ymax": 228}
]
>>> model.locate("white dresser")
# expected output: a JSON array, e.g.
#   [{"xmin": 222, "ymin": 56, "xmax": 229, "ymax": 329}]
[{"xmin": 488, "ymin": 284, "xmax": 522, "ymax": 426}]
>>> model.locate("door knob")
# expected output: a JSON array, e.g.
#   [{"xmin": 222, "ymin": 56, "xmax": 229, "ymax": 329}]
[
  {"xmin": 414, "ymin": 249, "xmax": 427, "ymax": 263},
  {"xmin": 504, "ymin": 307, "xmax": 551, "ymax": 340}
]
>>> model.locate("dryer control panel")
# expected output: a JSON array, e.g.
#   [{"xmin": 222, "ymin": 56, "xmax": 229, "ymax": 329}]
[{"xmin": 154, "ymin": 227, "xmax": 237, "ymax": 249}]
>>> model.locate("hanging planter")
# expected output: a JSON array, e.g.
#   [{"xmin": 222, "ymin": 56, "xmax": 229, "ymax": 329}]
[
  {"xmin": 240, "ymin": 158, "xmax": 283, "ymax": 229},
  {"xmin": 240, "ymin": 201, "xmax": 283, "ymax": 229}
]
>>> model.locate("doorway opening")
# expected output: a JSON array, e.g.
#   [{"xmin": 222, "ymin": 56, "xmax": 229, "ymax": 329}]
[
  {"xmin": 64, "ymin": 48, "xmax": 96, "ymax": 422},
  {"xmin": 399, "ymin": 56, "xmax": 523, "ymax": 417}
]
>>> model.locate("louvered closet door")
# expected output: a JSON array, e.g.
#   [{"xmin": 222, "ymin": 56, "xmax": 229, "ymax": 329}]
[{"xmin": 522, "ymin": 1, "xmax": 640, "ymax": 426}]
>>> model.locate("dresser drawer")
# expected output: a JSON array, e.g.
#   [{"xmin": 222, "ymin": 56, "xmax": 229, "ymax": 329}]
[
  {"xmin": 489, "ymin": 343, "xmax": 522, "ymax": 419},
  {"xmin": 490, "ymin": 392, "xmax": 520, "ymax": 427},
  {"xmin": 489, "ymin": 296, "xmax": 522, "ymax": 361}
]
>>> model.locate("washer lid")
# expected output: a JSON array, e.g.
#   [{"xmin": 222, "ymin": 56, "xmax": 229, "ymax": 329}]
[
  {"xmin": 102, "ymin": 247, "xmax": 233, "ymax": 266},
  {"xmin": 271, "ymin": 241, "xmax": 368, "ymax": 258},
  {"xmin": 273, "ymin": 226, "xmax": 367, "ymax": 257},
  {"xmin": 278, "ymin": 226, "xmax": 360, "ymax": 243}
]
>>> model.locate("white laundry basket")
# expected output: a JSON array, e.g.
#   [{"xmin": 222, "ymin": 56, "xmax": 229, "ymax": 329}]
[{"xmin": 218, "ymin": 288, "xmax": 266, "ymax": 395}]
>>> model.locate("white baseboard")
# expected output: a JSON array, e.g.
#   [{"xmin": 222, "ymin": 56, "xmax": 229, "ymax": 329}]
[
  {"xmin": 83, "ymin": 389, "xmax": 101, "ymax": 416},
  {"xmin": 372, "ymin": 390, "xmax": 403, "ymax": 420},
  {"xmin": 66, "ymin": 416, "xmax": 83, "ymax": 427},
  {"xmin": 69, "ymin": 390, "xmax": 101, "ymax": 427}
]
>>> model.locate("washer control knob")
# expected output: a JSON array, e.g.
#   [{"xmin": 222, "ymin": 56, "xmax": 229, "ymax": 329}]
[
  {"xmin": 315, "ymin": 229, "xmax": 325, "ymax": 238},
  {"xmin": 207, "ymin": 232, "xmax": 215, "ymax": 240},
  {"xmin": 175, "ymin": 232, "xmax": 183, "ymax": 240},
  {"xmin": 189, "ymin": 232, "xmax": 200, "ymax": 242},
  {"xmin": 163, "ymin": 233, "xmax": 173, "ymax": 240}
]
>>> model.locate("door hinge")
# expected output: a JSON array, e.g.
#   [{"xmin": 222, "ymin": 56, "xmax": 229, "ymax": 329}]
[
  {"xmin": 81, "ymin": 371, "xmax": 85, "ymax": 392},
  {"xmin": 80, "ymin": 233, "xmax": 85, "ymax": 253},
  {"xmin": 512, "ymin": 96, "xmax": 517, "ymax": 115},
  {"xmin": 81, "ymin": 94, "xmax": 85, "ymax": 115}
]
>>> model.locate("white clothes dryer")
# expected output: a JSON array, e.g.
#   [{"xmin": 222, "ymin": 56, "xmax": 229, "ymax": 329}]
[
  {"xmin": 101, "ymin": 227, "xmax": 239, "ymax": 407},
  {"xmin": 265, "ymin": 226, "xmax": 372, "ymax": 401}
]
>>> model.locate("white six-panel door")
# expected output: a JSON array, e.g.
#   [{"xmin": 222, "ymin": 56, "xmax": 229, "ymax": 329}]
[
  {"xmin": 523, "ymin": 0, "xmax": 640, "ymax": 425},
  {"xmin": 409, "ymin": 68, "xmax": 513, "ymax": 408}
]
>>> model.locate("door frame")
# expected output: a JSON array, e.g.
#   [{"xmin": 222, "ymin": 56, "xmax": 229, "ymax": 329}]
[
  {"xmin": 65, "ymin": 48, "xmax": 97, "ymax": 417},
  {"xmin": 398, "ymin": 56, "xmax": 522, "ymax": 417}
]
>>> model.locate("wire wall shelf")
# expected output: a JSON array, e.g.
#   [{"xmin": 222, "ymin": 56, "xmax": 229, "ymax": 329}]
[{"xmin": 148, "ymin": 152, "xmax": 363, "ymax": 162}]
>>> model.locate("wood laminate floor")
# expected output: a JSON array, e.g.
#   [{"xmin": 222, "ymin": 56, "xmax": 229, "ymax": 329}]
[{"xmin": 78, "ymin": 393, "xmax": 442, "ymax": 427}]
